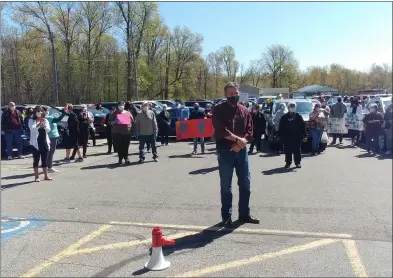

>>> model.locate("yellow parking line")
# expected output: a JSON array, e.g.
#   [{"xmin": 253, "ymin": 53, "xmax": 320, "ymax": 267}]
[
  {"xmin": 21, "ymin": 224, "xmax": 112, "ymax": 277},
  {"xmin": 109, "ymin": 221, "xmax": 353, "ymax": 239},
  {"xmin": 69, "ymin": 231, "xmax": 198, "ymax": 255},
  {"xmin": 342, "ymin": 240, "xmax": 368, "ymax": 277},
  {"xmin": 172, "ymin": 238, "xmax": 339, "ymax": 277}
]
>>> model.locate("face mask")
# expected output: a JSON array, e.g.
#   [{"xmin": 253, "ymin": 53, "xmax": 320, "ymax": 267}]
[
  {"xmin": 118, "ymin": 106, "xmax": 124, "ymax": 111},
  {"xmin": 370, "ymin": 108, "xmax": 376, "ymax": 113},
  {"xmin": 142, "ymin": 107, "xmax": 148, "ymax": 112},
  {"xmin": 36, "ymin": 112, "xmax": 42, "ymax": 117},
  {"xmin": 227, "ymin": 95, "xmax": 240, "ymax": 105},
  {"xmin": 194, "ymin": 106, "xmax": 198, "ymax": 110},
  {"xmin": 289, "ymin": 108, "xmax": 296, "ymax": 113},
  {"xmin": 252, "ymin": 110, "xmax": 257, "ymax": 113}
]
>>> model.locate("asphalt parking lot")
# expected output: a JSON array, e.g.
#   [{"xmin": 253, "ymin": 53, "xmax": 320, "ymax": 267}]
[{"xmin": 1, "ymin": 139, "xmax": 392, "ymax": 277}]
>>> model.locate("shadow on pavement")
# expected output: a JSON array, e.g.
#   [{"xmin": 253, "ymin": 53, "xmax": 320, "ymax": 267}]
[
  {"xmin": 1, "ymin": 180, "xmax": 34, "ymax": 189},
  {"xmin": 189, "ymin": 166, "xmax": 219, "ymax": 175},
  {"xmin": 355, "ymin": 152, "xmax": 377, "ymax": 158},
  {"xmin": 132, "ymin": 222, "xmax": 242, "ymax": 276},
  {"xmin": 1, "ymin": 173, "xmax": 33, "ymax": 180},
  {"xmin": 262, "ymin": 167, "xmax": 295, "ymax": 175},
  {"xmin": 168, "ymin": 154, "xmax": 203, "ymax": 159}
]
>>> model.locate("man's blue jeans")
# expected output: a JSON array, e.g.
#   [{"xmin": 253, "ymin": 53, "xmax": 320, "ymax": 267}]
[
  {"xmin": 6, "ymin": 130, "xmax": 23, "ymax": 157},
  {"xmin": 217, "ymin": 148, "xmax": 251, "ymax": 221},
  {"xmin": 386, "ymin": 127, "xmax": 392, "ymax": 152},
  {"xmin": 310, "ymin": 128, "xmax": 322, "ymax": 152},
  {"xmin": 193, "ymin": 137, "xmax": 205, "ymax": 152}
]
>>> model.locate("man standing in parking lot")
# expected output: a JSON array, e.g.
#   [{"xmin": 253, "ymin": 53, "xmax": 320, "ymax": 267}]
[
  {"xmin": 330, "ymin": 97, "xmax": 347, "ymax": 145},
  {"xmin": 213, "ymin": 82, "xmax": 260, "ymax": 228},
  {"xmin": 136, "ymin": 102, "xmax": 159, "ymax": 163},
  {"xmin": 2, "ymin": 102, "xmax": 25, "ymax": 160},
  {"xmin": 189, "ymin": 103, "xmax": 206, "ymax": 154},
  {"xmin": 384, "ymin": 98, "xmax": 392, "ymax": 155},
  {"xmin": 176, "ymin": 102, "xmax": 189, "ymax": 121}
]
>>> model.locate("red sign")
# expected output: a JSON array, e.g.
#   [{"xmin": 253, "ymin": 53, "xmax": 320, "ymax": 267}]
[{"xmin": 175, "ymin": 119, "xmax": 214, "ymax": 140}]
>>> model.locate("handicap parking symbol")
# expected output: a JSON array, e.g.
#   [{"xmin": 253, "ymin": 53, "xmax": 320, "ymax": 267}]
[{"xmin": 1, "ymin": 215, "xmax": 47, "ymax": 241}]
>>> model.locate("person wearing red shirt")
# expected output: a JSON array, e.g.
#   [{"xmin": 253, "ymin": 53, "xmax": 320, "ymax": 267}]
[{"xmin": 212, "ymin": 82, "xmax": 260, "ymax": 228}]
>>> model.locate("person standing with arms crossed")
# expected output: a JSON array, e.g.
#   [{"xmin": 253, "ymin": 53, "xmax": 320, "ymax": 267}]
[{"xmin": 212, "ymin": 82, "xmax": 260, "ymax": 228}]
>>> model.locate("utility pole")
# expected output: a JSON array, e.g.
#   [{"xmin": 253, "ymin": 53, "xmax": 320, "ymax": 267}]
[{"xmin": 49, "ymin": 31, "xmax": 59, "ymax": 106}]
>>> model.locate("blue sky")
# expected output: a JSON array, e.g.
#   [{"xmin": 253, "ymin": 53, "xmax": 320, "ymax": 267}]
[{"xmin": 158, "ymin": 1, "xmax": 392, "ymax": 71}]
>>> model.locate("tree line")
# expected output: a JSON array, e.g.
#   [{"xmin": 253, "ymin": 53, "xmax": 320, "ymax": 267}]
[{"xmin": 1, "ymin": 2, "xmax": 392, "ymax": 106}]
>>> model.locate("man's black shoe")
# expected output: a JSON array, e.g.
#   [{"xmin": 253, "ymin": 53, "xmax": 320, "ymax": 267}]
[
  {"xmin": 238, "ymin": 215, "xmax": 260, "ymax": 224},
  {"xmin": 221, "ymin": 217, "xmax": 233, "ymax": 228},
  {"xmin": 285, "ymin": 163, "xmax": 290, "ymax": 169},
  {"xmin": 139, "ymin": 158, "xmax": 145, "ymax": 163},
  {"xmin": 296, "ymin": 164, "xmax": 301, "ymax": 168},
  {"xmin": 124, "ymin": 159, "xmax": 131, "ymax": 164}
]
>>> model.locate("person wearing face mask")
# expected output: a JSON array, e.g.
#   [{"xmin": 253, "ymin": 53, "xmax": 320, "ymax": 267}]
[
  {"xmin": 212, "ymin": 82, "xmax": 259, "ymax": 228},
  {"xmin": 135, "ymin": 102, "xmax": 158, "ymax": 163},
  {"xmin": 278, "ymin": 102, "xmax": 306, "ymax": 168},
  {"xmin": 176, "ymin": 101, "xmax": 189, "ymax": 121},
  {"xmin": 348, "ymin": 96, "xmax": 362, "ymax": 146},
  {"xmin": 2, "ymin": 102, "xmax": 25, "ymax": 160},
  {"xmin": 363, "ymin": 103, "xmax": 384, "ymax": 154},
  {"xmin": 28, "ymin": 106, "xmax": 52, "ymax": 182},
  {"xmin": 330, "ymin": 97, "xmax": 347, "ymax": 145},
  {"xmin": 204, "ymin": 103, "xmax": 213, "ymax": 118},
  {"xmin": 309, "ymin": 103, "xmax": 327, "ymax": 155},
  {"xmin": 63, "ymin": 103, "xmax": 84, "ymax": 162},
  {"xmin": 42, "ymin": 106, "xmax": 66, "ymax": 173},
  {"xmin": 71, "ymin": 104, "xmax": 90, "ymax": 159},
  {"xmin": 109, "ymin": 101, "xmax": 134, "ymax": 165},
  {"xmin": 249, "ymin": 104, "xmax": 266, "ymax": 154},
  {"xmin": 105, "ymin": 106, "xmax": 117, "ymax": 154},
  {"xmin": 272, "ymin": 103, "xmax": 288, "ymax": 154},
  {"xmin": 158, "ymin": 104, "xmax": 171, "ymax": 146},
  {"xmin": 189, "ymin": 103, "xmax": 206, "ymax": 154}
]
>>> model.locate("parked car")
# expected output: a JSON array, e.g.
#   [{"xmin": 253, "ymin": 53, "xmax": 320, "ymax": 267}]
[
  {"xmin": 184, "ymin": 100, "xmax": 213, "ymax": 109},
  {"xmin": 155, "ymin": 100, "xmax": 177, "ymax": 107},
  {"xmin": 89, "ymin": 107, "xmax": 109, "ymax": 137},
  {"xmin": 99, "ymin": 102, "xmax": 119, "ymax": 111},
  {"xmin": 132, "ymin": 101, "xmax": 163, "ymax": 114},
  {"xmin": 1, "ymin": 104, "xmax": 66, "ymax": 157},
  {"xmin": 263, "ymin": 99, "xmax": 314, "ymax": 149}
]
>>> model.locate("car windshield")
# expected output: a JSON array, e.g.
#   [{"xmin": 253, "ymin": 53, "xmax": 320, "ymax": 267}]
[
  {"xmin": 258, "ymin": 98, "xmax": 268, "ymax": 104},
  {"xmin": 48, "ymin": 107, "xmax": 62, "ymax": 117},
  {"xmin": 89, "ymin": 108, "xmax": 108, "ymax": 115},
  {"xmin": 294, "ymin": 102, "xmax": 313, "ymax": 113},
  {"xmin": 383, "ymin": 100, "xmax": 392, "ymax": 108},
  {"xmin": 185, "ymin": 101, "xmax": 212, "ymax": 108}
]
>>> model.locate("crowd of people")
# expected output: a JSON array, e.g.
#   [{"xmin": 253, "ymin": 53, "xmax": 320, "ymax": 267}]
[
  {"xmin": 1, "ymin": 82, "xmax": 392, "ymax": 228},
  {"xmin": 2, "ymin": 86, "xmax": 392, "ymax": 187}
]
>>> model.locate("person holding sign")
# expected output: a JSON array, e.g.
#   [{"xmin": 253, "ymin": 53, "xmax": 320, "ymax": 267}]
[
  {"xmin": 309, "ymin": 103, "xmax": 327, "ymax": 155},
  {"xmin": 330, "ymin": 97, "xmax": 347, "ymax": 145},
  {"xmin": 189, "ymin": 103, "xmax": 206, "ymax": 154},
  {"xmin": 109, "ymin": 101, "xmax": 134, "ymax": 165},
  {"xmin": 212, "ymin": 82, "xmax": 259, "ymax": 228},
  {"xmin": 363, "ymin": 103, "xmax": 384, "ymax": 154}
]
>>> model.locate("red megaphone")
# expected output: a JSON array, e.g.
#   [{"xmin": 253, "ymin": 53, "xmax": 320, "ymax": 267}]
[{"xmin": 151, "ymin": 227, "xmax": 175, "ymax": 248}]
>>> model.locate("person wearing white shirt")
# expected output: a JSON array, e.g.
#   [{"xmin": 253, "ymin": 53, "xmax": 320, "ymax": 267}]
[{"xmin": 29, "ymin": 105, "xmax": 52, "ymax": 182}]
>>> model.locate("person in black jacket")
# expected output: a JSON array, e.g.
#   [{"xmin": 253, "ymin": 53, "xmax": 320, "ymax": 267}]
[
  {"xmin": 63, "ymin": 103, "xmax": 83, "ymax": 162},
  {"xmin": 105, "ymin": 107, "xmax": 117, "ymax": 154},
  {"xmin": 278, "ymin": 102, "xmax": 306, "ymax": 169},
  {"xmin": 189, "ymin": 103, "xmax": 206, "ymax": 154},
  {"xmin": 248, "ymin": 104, "xmax": 266, "ymax": 154},
  {"xmin": 2, "ymin": 102, "xmax": 25, "ymax": 160},
  {"xmin": 71, "ymin": 104, "xmax": 90, "ymax": 159},
  {"xmin": 158, "ymin": 104, "xmax": 171, "ymax": 146}
]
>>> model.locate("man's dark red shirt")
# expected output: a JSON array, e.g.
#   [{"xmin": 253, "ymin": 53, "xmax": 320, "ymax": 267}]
[{"xmin": 212, "ymin": 101, "xmax": 253, "ymax": 151}]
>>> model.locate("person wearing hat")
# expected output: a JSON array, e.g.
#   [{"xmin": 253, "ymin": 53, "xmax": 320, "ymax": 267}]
[{"xmin": 109, "ymin": 101, "xmax": 134, "ymax": 164}]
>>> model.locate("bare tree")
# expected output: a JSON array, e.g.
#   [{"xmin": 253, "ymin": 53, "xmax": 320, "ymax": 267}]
[
  {"xmin": 261, "ymin": 44, "xmax": 295, "ymax": 88},
  {"xmin": 207, "ymin": 51, "xmax": 222, "ymax": 95},
  {"xmin": 219, "ymin": 45, "xmax": 237, "ymax": 82},
  {"xmin": 15, "ymin": 1, "xmax": 60, "ymax": 105},
  {"xmin": 52, "ymin": 1, "xmax": 82, "ymax": 102}
]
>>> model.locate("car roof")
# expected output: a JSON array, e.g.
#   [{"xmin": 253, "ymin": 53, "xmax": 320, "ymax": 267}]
[{"xmin": 275, "ymin": 99, "xmax": 311, "ymax": 103}]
